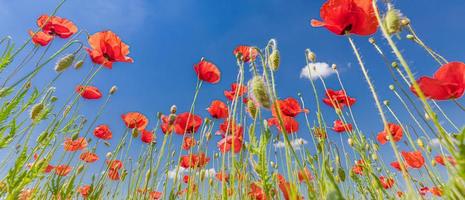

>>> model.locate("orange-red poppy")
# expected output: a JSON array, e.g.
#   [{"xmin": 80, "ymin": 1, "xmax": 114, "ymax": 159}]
[
  {"xmin": 233, "ymin": 45, "xmax": 258, "ymax": 63},
  {"xmin": 249, "ymin": 182, "xmax": 266, "ymax": 200},
  {"xmin": 86, "ymin": 30, "xmax": 134, "ymax": 68},
  {"xmin": 217, "ymin": 135, "xmax": 243, "ymax": 154},
  {"xmin": 224, "ymin": 83, "xmax": 248, "ymax": 101},
  {"xmin": 376, "ymin": 123, "xmax": 403, "ymax": 145},
  {"xmin": 401, "ymin": 151, "xmax": 425, "ymax": 169},
  {"xmin": 218, "ymin": 119, "xmax": 243, "ymax": 137},
  {"xmin": 194, "ymin": 60, "xmax": 221, "ymax": 84},
  {"xmin": 430, "ymin": 187, "xmax": 443, "ymax": 197},
  {"xmin": 297, "ymin": 168, "xmax": 313, "ymax": 182},
  {"xmin": 182, "ymin": 137, "xmax": 196, "ymax": 150},
  {"xmin": 141, "ymin": 129, "xmax": 155, "ymax": 144},
  {"xmin": 108, "ymin": 169, "xmax": 120, "ymax": 181},
  {"xmin": 267, "ymin": 116, "xmax": 299, "ymax": 134},
  {"xmin": 76, "ymin": 85, "xmax": 102, "ymax": 100},
  {"xmin": 434, "ymin": 155, "xmax": 456, "ymax": 166},
  {"xmin": 80, "ymin": 151, "xmax": 99, "ymax": 163},
  {"xmin": 174, "ymin": 112, "xmax": 202, "ymax": 135},
  {"xmin": 419, "ymin": 187, "xmax": 429, "ymax": 196},
  {"xmin": 106, "ymin": 160, "xmax": 124, "ymax": 170},
  {"xmin": 215, "ymin": 171, "xmax": 229, "ymax": 182},
  {"xmin": 55, "ymin": 164, "xmax": 72, "ymax": 176},
  {"xmin": 77, "ymin": 185, "xmax": 91, "ymax": 198},
  {"xmin": 411, "ymin": 62, "xmax": 465, "ymax": 100},
  {"xmin": 323, "ymin": 89, "xmax": 356, "ymax": 109},
  {"xmin": 379, "ymin": 176, "xmax": 395, "ymax": 189},
  {"xmin": 121, "ymin": 112, "xmax": 149, "ymax": 131},
  {"xmin": 332, "ymin": 119, "xmax": 353, "ymax": 133},
  {"xmin": 311, "ymin": 0, "xmax": 378, "ymax": 36},
  {"xmin": 183, "ymin": 175, "xmax": 190, "ymax": 184},
  {"xmin": 94, "ymin": 124, "xmax": 112, "ymax": 140},
  {"xmin": 390, "ymin": 161, "xmax": 406, "ymax": 171},
  {"xmin": 29, "ymin": 15, "xmax": 77, "ymax": 46},
  {"xmin": 207, "ymin": 100, "xmax": 229, "ymax": 119},
  {"xmin": 64, "ymin": 137, "xmax": 88, "ymax": 152},
  {"xmin": 179, "ymin": 152, "xmax": 210, "ymax": 169},
  {"xmin": 352, "ymin": 160, "xmax": 365, "ymax": 175},
  {"xmin": 272, "ymin": 97, "xmax": 308, "ymax": 118}
]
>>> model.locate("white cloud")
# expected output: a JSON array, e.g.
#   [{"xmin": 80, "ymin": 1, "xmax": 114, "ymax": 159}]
[
  {"xmin": 300, "ymin": 62, "xmax": 335, "ymax": 80},
  {"xmin": 167, "ymin": 166, "xmax": 216, "ymax": 179},
  {"xmin": 274, "ymin": 138, "xmax": 308, "ymax": 150}
]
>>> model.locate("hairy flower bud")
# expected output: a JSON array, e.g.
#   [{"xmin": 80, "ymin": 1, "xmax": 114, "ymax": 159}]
[
  {"xmin": 269, "ymin": 49, "xmax": 280, "ymax": 71},
  {"xmin": 30, "ymin": 103, "xmax": 44, "ymax": 122},
  {"xmin": 109, "ymin": 86, "xmax": 117, "ymax": 95},
  {"xmin": 55, "ymin": 54, "xmax": 75, "ymax": 73},
  {"xmin": 384, "ymin": 7, "xmax": 403, "ymax": 35},
  {"xmin": 249, "ymin": 76, "xmax": 271, "ymax": 109},
  {"xmin": 74, "ymin": 60, "xmax": 84, "ymax": 69}
]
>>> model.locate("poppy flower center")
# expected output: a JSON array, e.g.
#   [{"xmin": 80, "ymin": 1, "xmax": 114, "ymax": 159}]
[{"xmin": 103, "ymin": 53, "xmax": 115, "ymax": 62}]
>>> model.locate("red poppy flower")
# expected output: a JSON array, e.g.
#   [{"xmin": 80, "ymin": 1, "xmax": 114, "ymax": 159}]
[
  {"xmin": 141, "ymin": 129, "xmax": 155, "ymax": 144},
  {"xmin": 44, "ymin": 165, "xmax": 55, "ymax": 173},
  {"xmin": 207, "ymin": 100, "xmax": 229, "ymax": 119},
  {"xmin": 323, "ymin": 89, "xmax": 356, "ymax": 109},
  {"xmin": 149, "ymin": 191, "xmax": 162, "ymax": 200},
  {"xmin": 86, "ymin": 30, "xmax": 134, "ymax": 68},
  {"xmin": 160, "ymin": 114, "xmax": 175, "ymax": 134},
  {"xmin": 352, "ymin": 160, "xmax": 365, "ymax": 175},
  {"xmin": 411, "ymin": 62, "xmax": 465, "ymax": 100},
  {"xmin": 277, "ymin": 174, "xmax": 294, "ymax": 200},
  {"xmin": 217, "ymin": 135, "xmax": 243, "ymax": 154},
  {"xmin": 194, "ymin": 60, "xmax": 221, "ymax": 84},
  {"xmin": 218, "ymin": 119, "xmax": 243, "ymax": 137},
  {"xmin": 80, "ymin": 151, "xmax": 99, "ymax": 163},
  {"xmin": 64, "ymin": 137, "xmax": 88, "ymax": 152},
  {"xmin": 419, "ymin": 187, "xmax": 429, "ymax": 196},
  {"xmin": 376, "ymin": 123, "xmax": 403, "ymax": 145},
  {"xmin": 233, "ymin": 45, "xmax": 258, "ymax": 63},
  {"xmin": 55, "ymin": 165, "xmax": 72, "ymax": 176},
  {"xmin": 77, "ymin": 185, "xmax": 91, "ymax": 198},
  {"xmin": 297, "ymin": 168, "xmax": 313, "ymax": 182},
  {"xmin": 76, "ymin": 85, "xmax": 102, "ymax": 100},
  {"xmin": 430, "ymin": 187, "xmax": 443, "ymax": 197},
  {"xmin": 401, "ymin": 151, "xmax": 425, "ymax": 169},
  {"xmin": 215, "ymin": 172, "xmax": 229, "ymax": 182},
  {"xmin": 94, "ymin": 124, "xmax": 112, "ymax": 140},
  {"xmin": 249, "ymin": 183, "xmax": 266, "ymax": 200},
  {"xmin": 106, "ymin": 160, "xmax": 124, "ymax": 170},
  {"xmin": 332, "ymin": 119, "xmax": 353, "ymax": 133},
  {"xmin": 390, "ymin": 161, "xmax": 406, "ymax": 171},
  {"xmin": 379, "ymin": 176, "xmax": 395, "ymax": 189},
  {"xmin": 224, "ymin": 83, "xmax": 248, "ymax": 101},
  {"xmin": 179, "ymin": 152, "xmax": 210, "ymax": 169},
  {"xmin": 29, "ymin": 15, "xmax": 77, "ymax": 46},
  {"xmin": 272, "ymin": 97, "xmax": 309, "ymax": 118},
  {"xmin": 108, "ymin": 169, "xmax": 120, "ymax": 181},
  {"xmin": 183, "ymin": 175, "xmax": 190, "ymax": 184},
  {"xmin": 121, "ymin": 112, "xmax": 149, "ymax": 131},
  {"xmin": 29, "ymin": 30, "xmax": 53, "ymax": 46},
  {"xmin": 267, "ymin": 116, "xmax": 299, "ymax": 134},
  {"xmin": 182, "ymin": 137, "xmax": 196, "ymax": 150},
  {"xmin": 174, "ymin": 112, "xmax": 202, "ymax": 135},
  {"xmin": 311, "ymin": 0, "xmax": 378, "ymax": 36},
  {"xmin": 434, "ymin": 155, "xmax": 456, "ymax": 166}
]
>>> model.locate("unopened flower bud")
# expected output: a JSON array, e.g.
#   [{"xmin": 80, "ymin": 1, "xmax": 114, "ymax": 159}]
[
  {"xmin": 269, "ymin": 49, "xmax": 280, "ymax": 71},
  {"xmin": 389, "ymin": 85, "xmax": 395, "ymax": 91},
  {"xmin": 77, "ymin": 165, "xmax": 84, "ymax": 174},
  {"xmin": 109, "ymin": 86, "xmax": 117, "ymax": 95},
  {"xmin": 331, "ymin": 64, "xmax": 337, "ymax": 70},
  {"xmin": 400, "ymin": 18, "xmax": 410, "ymax": 26},
  {"xmin": 391, "ymin": 62, "xmax": 398, "ymax": 68},
  {"xmin": 106, "ymin": 152, "xmax": 113, "ymax": 159},
  {"xmin": 55, "ymin": 54, "xmax": 75, "ymax": 73},
  {"xmin": 431, "ymin": 160, "xmax": 436, "ymax": 167},
  {"xmin": 348, "ymin": 138, "xmax": 354, "ymax": 147},
  {"xmin": 307, "ymin": 51, "xmax": 316, "ymax": 62},
  {"xmin": 30, "ymin": 103, "xmax": 44, "ymax": 122},
  {"xmin": 368, "ymin": 37, "xmax": 375, "ymax": 44},
  {"xmin": 214, "ymin": 153, "xmax": 219, "ymax": 159},
  {"xmin": 249, "ymin": 76, "xmax": 271, "ymax": 109},
  {"xmin": 74, "ymin": 60, "xmax": 84, "ymax": 69},
  {"xmin": 371, "ymin": 153, "xmax": 378, "ymax": 161},
  {"xmin": 383, "ymin": 100, "xmax": 390, "ymax": 106},
  {"xmin": 406, "ymin": 34, "xmax": 415, "ymax": 40},
  {"xmin": 170, "ymin": 105, "xmax": 177, "ymax": 114},
  {"xmin": 416, "ymin": 138, "xmax": 424, "ymax": 148}
]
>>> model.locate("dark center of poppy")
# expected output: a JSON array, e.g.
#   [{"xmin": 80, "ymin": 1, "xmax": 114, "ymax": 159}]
[
  {"xmin": 341, "ymin": 24, "xmax": 353, "ymax": 35},
  {"xmin": 103, "ymin": 53, "xmax": 114, "ymax": 62}
]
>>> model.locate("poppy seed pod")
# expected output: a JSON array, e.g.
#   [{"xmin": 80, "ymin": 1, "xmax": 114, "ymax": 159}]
[
  {"xmin": 269, "ymin": 49, "xmax": 280, "ymax": 71},
  {"xmin": 249, "ymin": 76, "xmax": 271, "ymax": 109},
  {"xmin": 55, "ymin": 54, "xmax": 75, "ymax": 73},
  {"xmin": 74, "ymin": 60, "xmax": 84, "ymax": 69},
  {"xmin": 30, "ymin": 103, "xmax": 44, "ymax": 122},
  {"xmin": 384, "ymin": 7, "xmax": 403, "ymax": 35},
  {"xmin": 109, "ymin": 86, "xmax": 117, "ymax": 95}
]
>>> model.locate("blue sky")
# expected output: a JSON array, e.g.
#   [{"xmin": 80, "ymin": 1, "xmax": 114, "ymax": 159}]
[{"xmin": 1, "ymin": 0, "xmax": 465, "ymax": 193}]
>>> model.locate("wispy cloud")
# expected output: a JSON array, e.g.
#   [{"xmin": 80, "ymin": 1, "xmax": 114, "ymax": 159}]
[
  {"xmin": 167, "ymin": 166, "xmax": 216, "ymax": 179},
  {"xmin": 300, "ymin": 62, "xmax": 335, "ymax": 80},
  {"xmin": 274, "ymin": 138, "xmax": 308, "ymax": 150}
]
